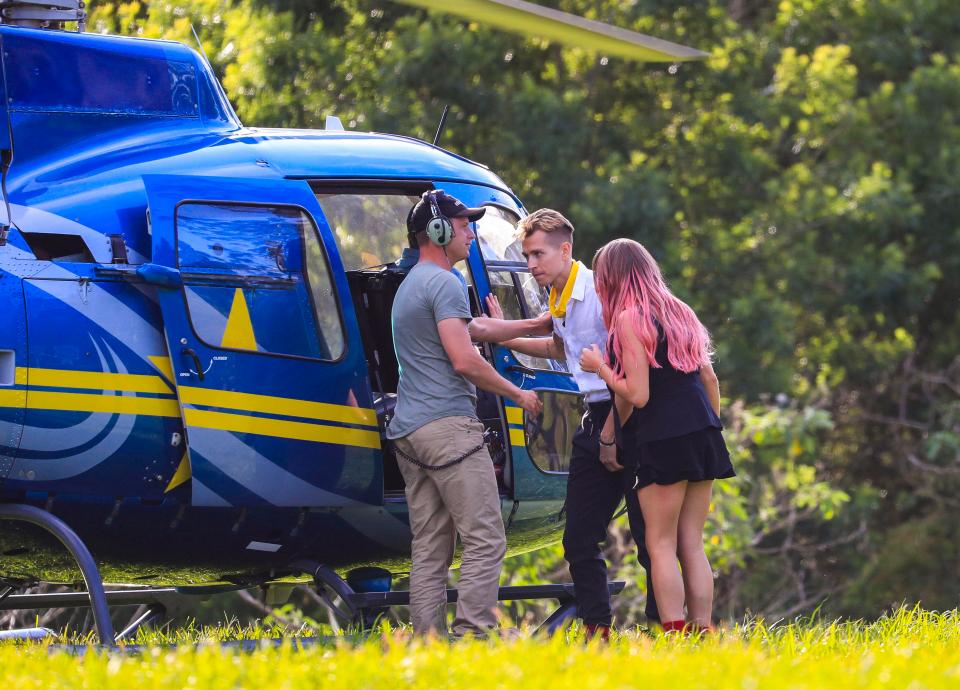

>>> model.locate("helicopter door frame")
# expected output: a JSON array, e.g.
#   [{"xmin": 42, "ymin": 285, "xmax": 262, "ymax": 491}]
[
  {"xmin": 142, "ymin": 174, "xmax": 381, "ymax": 508},
  {"xmin": 435, "ymin": 182, "xmax": 579, "ymax": 503},
  {"xmin": 0, "ymin": 272, "xmax": 26, "ymax": 479},
  {"xmin": 0, "ymin": 33, "xmax": 13, "ymax": 235}
]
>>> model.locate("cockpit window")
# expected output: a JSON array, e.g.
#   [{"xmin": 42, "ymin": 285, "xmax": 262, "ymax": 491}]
[
  {"xmin": 315, "ymin": 191, "xmax": 420, "ymax": 271},
  {"xmin": 476, "ymin": 205, "xmax": 524, "ymax": 262}
]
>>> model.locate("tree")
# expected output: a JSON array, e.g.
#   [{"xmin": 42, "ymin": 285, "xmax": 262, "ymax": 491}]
[{"xmin": 89, "ymin": 0, "xmax": 960, "ymax": 619}]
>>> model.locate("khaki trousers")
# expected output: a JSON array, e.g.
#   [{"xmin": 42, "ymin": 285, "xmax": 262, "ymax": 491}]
[{"xmin": 394, "ymin": 416, "xmax": 507, "ymax": 637}]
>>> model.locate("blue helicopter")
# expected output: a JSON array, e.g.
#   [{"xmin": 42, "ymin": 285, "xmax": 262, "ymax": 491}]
[{"xmin": 0, "ymin": 0, "xmax": 705, "ymax": 642}]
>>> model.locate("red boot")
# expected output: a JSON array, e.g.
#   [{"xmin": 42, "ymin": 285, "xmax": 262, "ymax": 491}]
[
  {"xmin": 584, "ymin": 623, "xmax": 611, "ymax": 642},
  {"xmin": 660, "ymin": 619, "xmax": 687, "ymax": 634}
]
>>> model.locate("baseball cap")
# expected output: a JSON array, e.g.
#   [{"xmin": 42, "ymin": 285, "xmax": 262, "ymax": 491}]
[{"xmin": 408, "ymin": 190, "xmax": 487, "ymax": 235}]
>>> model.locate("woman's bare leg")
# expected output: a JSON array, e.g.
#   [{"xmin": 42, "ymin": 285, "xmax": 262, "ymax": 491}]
[
  {"xmin": 677, "ymin": 480, "xmax": 714, "ymax": 627},
  {"xmin": 637, "ymin": 482, "xmax": 687, "ymax": 624}
]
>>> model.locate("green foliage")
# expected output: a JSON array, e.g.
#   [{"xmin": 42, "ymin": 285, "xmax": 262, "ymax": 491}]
[{"xmin": 83, "ymin": 0, "xmax": 960, "ymax": 617}]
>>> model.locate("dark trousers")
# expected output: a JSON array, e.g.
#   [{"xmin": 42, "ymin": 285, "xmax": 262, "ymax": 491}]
[{"xmin": 561, "ymin": 400, "xmax": 659, "ymax": 626}]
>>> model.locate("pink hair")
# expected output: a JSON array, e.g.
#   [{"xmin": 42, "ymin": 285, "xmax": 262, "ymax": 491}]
[{"xmin": 593, "ymin": 239, "xmax": 712, "ymax": 374}]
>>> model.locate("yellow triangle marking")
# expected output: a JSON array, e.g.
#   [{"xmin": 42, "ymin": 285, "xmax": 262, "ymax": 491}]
[
  {"xmin": 220, "ymin": 288, "xmax": 257, "ymax": 351},
  {"xmin": 149, "ymin": 355, "xmax": 175, "ymax": 386},
  {"xmin": 164, "ymin": 451, "xmax": 191, "ymax": 493}
]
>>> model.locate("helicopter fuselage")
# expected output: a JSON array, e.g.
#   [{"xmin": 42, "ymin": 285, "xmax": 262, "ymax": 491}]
[{"xmin": 0, "ymin": 26, "xmax": 582, "ymax": 587}]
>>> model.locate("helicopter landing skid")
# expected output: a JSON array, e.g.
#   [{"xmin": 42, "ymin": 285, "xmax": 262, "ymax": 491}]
[
  {"xmin": 289, "ymin": 559, "xmax": 625, "ymax": 635},
  {"xmin": 0, "ymin": 503, "xmax": 115, "ymax": 644},
  {"xmin": 0, "ymin": 511, "xmax": 625, "ymax": 644}
]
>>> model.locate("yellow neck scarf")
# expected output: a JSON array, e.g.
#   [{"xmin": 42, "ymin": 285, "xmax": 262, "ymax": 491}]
[{"xmin": 549, "ymin": 261, "xmax": 580, "ymax": 319}]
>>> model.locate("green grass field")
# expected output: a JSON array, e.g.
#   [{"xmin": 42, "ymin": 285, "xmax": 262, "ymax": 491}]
[{"xmin": 2, "ymin": 607, "xmax": 958, "ymax": 689}]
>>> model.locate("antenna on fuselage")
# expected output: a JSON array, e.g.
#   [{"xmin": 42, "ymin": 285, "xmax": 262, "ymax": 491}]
[
  {"xmin": 190, "ymin": 23, "xmax": 213, "ymax": 68},
  {"xmin": 432, "ymin": 105, "xmax": 450, "ymax": 146},
  {"xmin": 0, "ymin": 0, "xmax": 85, "ymax": 30}
]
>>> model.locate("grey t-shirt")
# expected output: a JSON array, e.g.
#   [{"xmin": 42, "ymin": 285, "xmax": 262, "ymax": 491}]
[{"xmin": 386, "ymin": 262, "xmax": 477, "ymax": 439}]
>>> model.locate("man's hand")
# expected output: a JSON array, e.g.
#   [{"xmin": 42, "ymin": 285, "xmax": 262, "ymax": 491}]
[
  {"xmin": 470, "ymin": 294, "xmax": 504, "ymax": 341},
  {"xmin": 485, "ymin": 293, "xmax": 505, "ymax": 319},
  {"xmin": 533, "ymin": 310, "xmax": 552, "ymax": 331},
  {"xmin": 514, "ymin": 389, "xmax": 543, "ymax": 417},
  {"xmin": 598, "ymin": 440, "xmax": 624, "ymax": 472}
]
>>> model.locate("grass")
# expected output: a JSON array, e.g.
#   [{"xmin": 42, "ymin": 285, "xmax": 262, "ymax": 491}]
[{"xmin": 2, "ymin": 606, "xmax": 959, "ymax": 689}]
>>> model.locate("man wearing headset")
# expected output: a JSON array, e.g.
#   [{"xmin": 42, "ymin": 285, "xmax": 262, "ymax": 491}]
[{"xmin": 387, "ymin": 190, "xmax": 542, "ymax": 638}]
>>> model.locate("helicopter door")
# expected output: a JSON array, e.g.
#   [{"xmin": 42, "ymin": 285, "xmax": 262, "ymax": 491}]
[
  {"xmin": 0, "ymin": 274, "xmax": 25, "ymax": 480},
  {"xmin": 142, "ymin": 175, "xmax": 381, "ymax": 508},
  {"xmin": 432, "ymin": 183, "xmax": 581, "ymax": 504}
]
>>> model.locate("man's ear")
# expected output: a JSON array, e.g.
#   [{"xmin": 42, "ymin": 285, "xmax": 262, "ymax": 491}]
[{"xmin": 561, "ymin": 240, "xmax": 573, "ymax": 260}]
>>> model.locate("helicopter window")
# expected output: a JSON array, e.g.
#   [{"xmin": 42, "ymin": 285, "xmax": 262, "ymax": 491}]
[
  {"xmin": 522, "ymin": 389, "xmax": 583, "ymax": 474},
  {"xmin": 5, "ymin": 37, "xmax": 199, "ymax": 117},
  {"xmin": 487, "ymin": 268, "xmax": 566, "ymax": 373},
  {"xmin": 476, "ymin": 206, "xmax": 525, "ymax": 263},
  {"xmin": 314, "ymin": 192, "xmax": 421, "ymax": 271},
  {"xmin": 176, "ymin": 203, "xmax": 345, "ymax": 361}
]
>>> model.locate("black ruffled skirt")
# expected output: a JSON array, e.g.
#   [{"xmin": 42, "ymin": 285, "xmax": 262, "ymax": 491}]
[{"xmin": 627, "ymin": 426, "xmax": 735, "ymax": 489}]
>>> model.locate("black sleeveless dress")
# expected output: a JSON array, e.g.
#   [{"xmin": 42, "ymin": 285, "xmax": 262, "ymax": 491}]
[{"xmin": 609, "ymin": 329, "xmax": 735, "ymax": 489}]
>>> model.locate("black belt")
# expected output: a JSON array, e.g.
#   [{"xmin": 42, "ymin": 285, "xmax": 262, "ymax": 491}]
[
  {"xmin": 580, "ymin": 399, "xmax": 612, "ymax": 435},
  {"xmin": 585, "ymin": 399, "xmax": 612, "ymax": 416}
]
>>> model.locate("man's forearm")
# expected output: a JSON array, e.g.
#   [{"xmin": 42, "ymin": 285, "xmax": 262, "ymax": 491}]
[
  {"xmin": 497, "ymin": 336, "xmax": 557, "ymax": 360},
  {"xmin": 600, "ymin": 408, "xmax": 616, "ymax": 443},
  {"xmin": 469, "ymin": 314, "xmax": 551, "ymax": 343},
  {"xmin": 456, "ymin": 352, "xmax": 523, "ymax": 401}
]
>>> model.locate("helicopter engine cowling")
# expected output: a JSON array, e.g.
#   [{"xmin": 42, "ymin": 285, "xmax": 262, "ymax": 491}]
[{"xmin": 0, "ymin": 0, "xmax": 85, "ymax": 31}]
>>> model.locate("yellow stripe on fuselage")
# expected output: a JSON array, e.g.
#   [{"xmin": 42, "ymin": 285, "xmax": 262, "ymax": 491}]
[
  {"xmin": 25, "ymin": 390, "xmax": 181, "ymax": 417},
  {"xmin": 0, "ymin": 389, "xmax": 26, "ymax": 408},
  {"xmin": 0, "ymin": 366, "xmax": 381, "ymax": 450},
  {"xmin": 15, "ymin": 367, "xmax": 174, "ymax": 394},
  {"xmin": 178, "ymin": 386, "xmax": 378, "ymax": 428},
  {"xmin": 509, "ymin": 427, "xmax": 526, "ymax": 447},
  {"xmin": 183, "ymin": 408, "xmax": 381, "ymax": 449},
  {"xmin": 505, "ymin": 407, "xmax": 524, "ymax": 426}
]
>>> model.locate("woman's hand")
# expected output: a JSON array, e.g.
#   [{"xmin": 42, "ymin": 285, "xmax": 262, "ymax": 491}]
[{"xmin": 579, "ymin": 344, "xmax": 605, "ymax": 374}]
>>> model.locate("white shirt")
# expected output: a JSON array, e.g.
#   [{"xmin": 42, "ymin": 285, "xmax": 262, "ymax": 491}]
[{"xmin": 551, "ymin": 262, "xmax": 610, "ymax": 403}]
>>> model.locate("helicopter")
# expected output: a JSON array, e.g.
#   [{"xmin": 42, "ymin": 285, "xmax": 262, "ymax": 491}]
[{"xmin": 0, "ymin": 0, "xmax": 706, "ymax": 642}]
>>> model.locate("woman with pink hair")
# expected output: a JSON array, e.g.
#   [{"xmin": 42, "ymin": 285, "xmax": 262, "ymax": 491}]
[{"xmin": 579, "ymin": 238, "xmax": 734, "ymax": 633}]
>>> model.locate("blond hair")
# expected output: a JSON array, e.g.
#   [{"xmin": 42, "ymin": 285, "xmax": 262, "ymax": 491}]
[{"xmin": 516, "ymin": 208, "xmax": 574, "ymax": 245}]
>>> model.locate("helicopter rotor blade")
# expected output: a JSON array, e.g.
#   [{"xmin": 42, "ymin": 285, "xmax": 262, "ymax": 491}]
[{"xmin": 392, "ymin": 0, "xmax": 709, "ymax": 62}]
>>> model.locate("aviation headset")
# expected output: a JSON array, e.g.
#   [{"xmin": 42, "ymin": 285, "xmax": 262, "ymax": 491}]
[{"xmin": 408, "ymin": 190, "xmax": 455, "ymax": 247}]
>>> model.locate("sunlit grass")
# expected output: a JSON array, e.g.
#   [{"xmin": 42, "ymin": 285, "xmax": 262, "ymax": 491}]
[{"xmin": 3, "ymin": 606, "xmax": 959, "ymax": 689}]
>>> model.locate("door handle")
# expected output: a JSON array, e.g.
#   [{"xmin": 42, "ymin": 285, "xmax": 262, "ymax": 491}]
[
  {"xmin": 506, "ymin": 363, "xmax": 537, "ymax": 377},
  {"xmin": 136, "ymin": 263, "xmax": 182, "ymax": 288},
  {"xmin": 181, "ymin": 348, "xmax": 205, "ymax": 381}
]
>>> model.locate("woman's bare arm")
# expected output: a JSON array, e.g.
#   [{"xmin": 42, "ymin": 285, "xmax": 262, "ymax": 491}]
[
  {"xmin": 700, "ymin": 362, "xmax": 720, "ymax": 417},
  {"xmin": 587, "ymin": 311, "xmax": 650, "ymax": 408}
]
